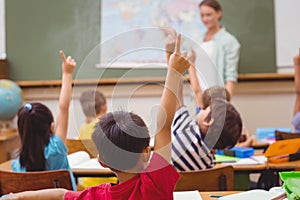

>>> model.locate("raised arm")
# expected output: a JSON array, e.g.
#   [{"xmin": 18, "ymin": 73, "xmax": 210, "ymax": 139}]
[
  {"xmin": 55, "ymin": 51, "xmax": 76, "ymax": 143},
  {"xmin": 187, "ymin": 48, "xmax": 204, "ymax": 108},
  {"xmin": 294, "ymin": 53, "xmax": 300, "ymax": 116},
  {"xmin": 155, "ymin": 34, "xmax": 190, "ymax": 162}
]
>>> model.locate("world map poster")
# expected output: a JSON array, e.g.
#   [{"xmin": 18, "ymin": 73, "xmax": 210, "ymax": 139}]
[{"xmin": 100, "ymin": 0, "xmax": 206, "ymax": 68}]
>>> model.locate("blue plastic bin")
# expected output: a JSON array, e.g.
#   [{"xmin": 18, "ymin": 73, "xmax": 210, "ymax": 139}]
[{"xmin": 231, "ymin": 147, "xmax": 254, "ymax": 158}]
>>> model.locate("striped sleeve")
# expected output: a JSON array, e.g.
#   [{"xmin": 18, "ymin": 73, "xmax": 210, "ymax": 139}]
[{"xmin": 171, "ymin": 106, "xmax": 215, "ymax": 171}]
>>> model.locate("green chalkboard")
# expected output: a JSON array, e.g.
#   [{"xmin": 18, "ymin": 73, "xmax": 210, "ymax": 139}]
[
  {"xmin": 220, "ymin": 0, "xmax": 276, "ymax": 74},
  {"xmin": 6, "ymin": 0, "xmax": 102, "ymax": 81},
  {"xmin": 6, "ymin": 0, "xmax": 276, "ymax": 81}
]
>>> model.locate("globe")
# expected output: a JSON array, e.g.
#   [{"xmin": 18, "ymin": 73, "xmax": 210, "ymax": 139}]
[{"xmin": 0, "ymin": 79, "xmax": 23, "ymax": 121}]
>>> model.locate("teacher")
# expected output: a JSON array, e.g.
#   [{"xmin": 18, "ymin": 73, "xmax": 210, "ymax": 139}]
[{"xmin": 198, "ymin": 0, "xmax": 240, "ymax": 98}]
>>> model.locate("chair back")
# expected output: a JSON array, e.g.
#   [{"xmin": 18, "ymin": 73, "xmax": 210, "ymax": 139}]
[
  {"xmin": 66, "ymin": 139, "xmax": 98, "ymax": 158},
  {"xmin": 275, "ymin": 130, "xmax": 300, "ymax": 141},
  {"xmin": 175, "ymin": 165, "xmax": 234, "ymax": 191},
  {"xmin": 0, "ymin": 169, "xmax": 73, "ymax": 196}
]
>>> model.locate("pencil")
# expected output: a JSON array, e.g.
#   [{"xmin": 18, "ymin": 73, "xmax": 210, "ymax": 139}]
[
  {"xmin": 270, "ymin": 192, "xmax": 286, "ymax": 200},
  {"xmin": 210, "ymin": 194, "xmax": 223, "ymax": 198}
]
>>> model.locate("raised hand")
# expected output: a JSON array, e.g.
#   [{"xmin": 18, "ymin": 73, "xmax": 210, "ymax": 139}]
[
  {"xmin": 187, "ymin": 47, "xmax": 196, "ymax": 65},
  {"xmin": 168, "ymin": 34, "xmax": 190, "ymax": 74},
  {"xmin": 56, "ymin": 50, "xmax": 76, "ymax": 143},
  {"xmin": 165, "ymin": 31, "xmax": 176, "ymax": 54},
  {"xmin": 59, "ymin": 50, "xmax": 76, "ymax": 75},
  {"xmin": 163, "ymin": 28, "xmax": 177, "ymax": 63}
]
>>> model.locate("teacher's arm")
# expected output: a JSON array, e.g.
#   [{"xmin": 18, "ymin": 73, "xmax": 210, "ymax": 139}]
[
  {"xmin": 225, "ymin": 81, "xmax": 235, "ymax": 99},
  {"xmin": 224, "ymin": 38, "xmax": 240, "ymax": 98}
]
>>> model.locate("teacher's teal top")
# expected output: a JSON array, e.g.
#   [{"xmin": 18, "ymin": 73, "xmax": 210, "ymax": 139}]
[
  {"xmin": 11, "ymin": 135, "xmax": 76, "ymax": 190},
  {"xmin": 200, "ymin": 27, "xmax": 241, "ymax": 84}
]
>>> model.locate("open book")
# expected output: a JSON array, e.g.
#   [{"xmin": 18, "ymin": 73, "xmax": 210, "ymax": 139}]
[
  {"xmin": 67, "ymin": 151, "xmax": 108, "ymax": 170},
  {"xmin": 219, "ymin": 187, "xmax": 286, "ymax": 200}
]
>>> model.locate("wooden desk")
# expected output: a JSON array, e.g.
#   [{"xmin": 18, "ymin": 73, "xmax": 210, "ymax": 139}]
[
  {"xmin": 200, "ymin": 191, "xmax": 241, "ymax": 200},
  {"xmin": 268, "ymin": 160, "xmax": 300, "ymax": 171},
  {"xmin": 1, "ymin": 159, "xmax": 268, "ymax": 177},
  {"xmin": 0, "ymin": 130, "xmax": 20, "ymax": 163},
  {"xmin": 219, "ymin": 155, "xmax": 299, "ymax": 172},
  {"xmin": 215, "ymin": 163, "xmax": 267, "ymax": 173},
  {"xmin": 0, "ymin": 160, "xmax": 115, "ymax": 179}
]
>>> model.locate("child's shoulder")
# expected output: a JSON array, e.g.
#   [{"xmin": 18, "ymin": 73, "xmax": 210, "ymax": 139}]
[
  {"xmin": 44, "ymin": 135, "xmax": 67, "ymax": 156},
  {"xmin": 49, "ymin": 134, "xmax": 65, "ymax": 146}
]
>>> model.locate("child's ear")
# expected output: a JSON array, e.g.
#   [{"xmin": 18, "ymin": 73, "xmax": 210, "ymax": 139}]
[
  {"xmin": 142, "ymin": 146, "xmax": 151, "ymax": 162},
  {"xmin": 50, "ymin": 122, "xmax": 55, "ymax": 134},
  {"xmin": 203, "ymin": 118, "xmax": 214, "ymax": 127},
  {"xmin": 102, "ymin": 104, "xmax": 107, "ymax": 114}
]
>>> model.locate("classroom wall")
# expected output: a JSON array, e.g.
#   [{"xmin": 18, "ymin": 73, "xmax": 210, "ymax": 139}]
[
  {"xmin": 0, "ymin": 0, "xmax": 5, "ymax": 59},
  {"xmin": 4, "ymin": 0, "xmax": 278, "ymax": 82},
  {"xmin": 19, "ymin": 80, "xmax": 295, "ymax": 139},
  {"xmin": 274, "ymin": 0, "xmax": 300, "ymax": 68}
]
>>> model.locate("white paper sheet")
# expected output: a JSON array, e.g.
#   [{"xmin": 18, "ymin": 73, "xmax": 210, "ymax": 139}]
[{"xmin": 173, "ymin": 190, "xmax": 202, "ymax": 200}]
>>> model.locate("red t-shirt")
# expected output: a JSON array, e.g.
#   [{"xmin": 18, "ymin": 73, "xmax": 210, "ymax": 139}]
[{"xmin": 65, "ymin": 153, "xmax": 180, "ymax": 200}]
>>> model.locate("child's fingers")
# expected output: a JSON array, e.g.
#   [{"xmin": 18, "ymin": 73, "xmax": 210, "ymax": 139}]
[
  {"xmin": 71, "ymin": 59, "xmax": 76, "ymax": 66},
  {"xmin": 163, "ymin": 27, "xmax": 176, "ymax": 38},
  {"xmin": 66, "ymin": 56, "xmax": 72, "ymax": 61},
  {"xmin": 170, "ymin": 28, "xmax": 177, "ymax": 38},
  {"xmin": 175, "ymin": 34, "xmax": 181, "ymax": 54},
  {"xmin": 182, "ymin": 51, "xmax": 187, "ymax": 59},
  {"xmin": 59, "ymin": 50, "xmax": 67, "ymax": 62}
]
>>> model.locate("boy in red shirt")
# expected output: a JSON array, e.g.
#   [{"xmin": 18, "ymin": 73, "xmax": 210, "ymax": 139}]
[{"xmin": 1, "ymin": 34, "xmax": 190, "ymax": 200}]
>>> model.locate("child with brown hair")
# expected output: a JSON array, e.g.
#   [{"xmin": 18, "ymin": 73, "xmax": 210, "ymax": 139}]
[
  {"xmin": 78, "ymin": 90, "xmax": 107, "ymax": 140},
  {"xmin": 77, "ymin": 90, "xmax": 117, "ymax": 188},
  {"xmin": 165, "ymin": 33, "xmax": 242, "ymax": 171},
  {"xmin": 2, "ymin": 34, "xmax": 190, "ymax": 200},
  {"xmin": 188, "ymin": 47, "xmax": 251, "ymax": 148}
]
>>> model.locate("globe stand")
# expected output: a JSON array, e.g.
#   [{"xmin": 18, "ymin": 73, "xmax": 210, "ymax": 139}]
[{"xmin": 0, "ymin": 120, "xmax": 16, "ymax": 134}]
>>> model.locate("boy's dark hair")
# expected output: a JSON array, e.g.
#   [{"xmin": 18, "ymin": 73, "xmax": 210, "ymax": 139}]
[
  {"xmin": 203, "ymin": 86, "xmax": 231, "ymax": 109},
  {"xmin": 204, "ymin": 99, "xmax": 242, "ymax": 149},
  {"xmin": 17, "ymin": 103, "xmax": 54, "ymax": 171},
  {"xmin": 92, "ymin": 111, "xmax": 150, "ymax": 171},
  {"xmin": 80, "ymin": 90, "xmax": 106, "ymax": 118}
]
